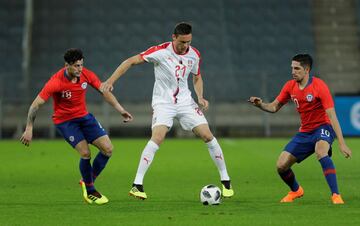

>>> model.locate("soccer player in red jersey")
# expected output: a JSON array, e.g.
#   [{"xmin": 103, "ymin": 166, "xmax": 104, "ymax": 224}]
[
  {"xmin": 248, "ymin": 54, "xmax": 352, "ymax": 204},
  {"xmin": 20, "ymin": 48, "xmax": 133, "ymax": 205}
]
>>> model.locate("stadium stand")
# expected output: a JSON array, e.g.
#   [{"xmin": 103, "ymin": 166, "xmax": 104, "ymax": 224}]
[
  {"xmin": 0, "ymin": 1, "xmax": 25, "ymax": 103},
  {"xmin": 1, "ymin": 0, "xmax": 359, "ymax": 138},
  {"xmin": 314, "ymin": 0, "xmax": 360, "ymax": 94},
  {"xmin": 26, "ymin": 0, "xmax": 316, "ymax": 102}
]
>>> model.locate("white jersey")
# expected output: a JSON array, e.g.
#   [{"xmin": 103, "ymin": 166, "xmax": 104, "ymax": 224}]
[{"xmin": 140, "ymin": 42, "xmax": 201, "ymax": 107}]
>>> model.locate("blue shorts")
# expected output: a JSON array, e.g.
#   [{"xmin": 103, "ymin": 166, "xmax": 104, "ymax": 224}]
[
  {"xmin": 55, "ymin": 113, "xmax": 107, "ymax": 148},
  {"xmin": 284, "ymin": 124, "xmax": 336, "ymax": 163}
]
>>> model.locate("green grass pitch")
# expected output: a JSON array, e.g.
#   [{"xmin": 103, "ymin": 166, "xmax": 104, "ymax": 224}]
[{"xmin": 0, "ymin": 138, "xmax": 359, "ymax": 226}]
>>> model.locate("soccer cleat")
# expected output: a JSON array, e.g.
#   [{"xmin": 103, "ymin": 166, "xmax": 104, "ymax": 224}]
[
  {"xmin": 87, "ymin": 191, "xmax": 109, "ymax": 205},
  {"xmin": 331, "ymin": 193, "xmax": 344, "ymax": 204},
  {"xmin": 129, "ymin": 184, "xmax": 147, "ymax": 200},
  {"xmin": 79, "ymin": 180, "xmax": 109, "ymax": 205},
  {"xmin": 280, "ymin": 186, "xmax": 304, "ymax": 203},
  {"xmin": 221, "ymin": 180, "xmax": 234, "ymax": 198},
  {"xmin": 79, "ymin": 180, "xmax": 92, "ymax": 204}
]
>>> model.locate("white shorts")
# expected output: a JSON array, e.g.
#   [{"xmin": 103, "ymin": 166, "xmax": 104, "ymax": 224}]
[{"xmin": 152, "ymin": 103, "xmax": 208, "ymax": 131}]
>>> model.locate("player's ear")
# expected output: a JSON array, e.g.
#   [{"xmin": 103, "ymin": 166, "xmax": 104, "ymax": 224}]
[{"xmin": 172, "ymin": 34, "xmax": 177, "ymax": 41}]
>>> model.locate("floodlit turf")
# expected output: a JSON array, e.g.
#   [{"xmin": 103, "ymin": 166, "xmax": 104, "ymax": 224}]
[{"xmin": 1, "ymin": 138, "xmax": 359, "ymax": 226}]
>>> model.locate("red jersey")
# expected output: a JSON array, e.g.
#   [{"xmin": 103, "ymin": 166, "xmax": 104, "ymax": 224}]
[
  {"xmin": 276, "ymin": 76, "xmax": 334, "ymax": 132},
  {"xmin": 39, "ymin": 67, "xmax": 101, "ymax": 124}
]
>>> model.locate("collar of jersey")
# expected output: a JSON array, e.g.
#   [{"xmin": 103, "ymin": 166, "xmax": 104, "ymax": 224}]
[
  {"xmin": 64, "ymin": 69, "xmax": 80, "ymax": 83},
  {"xmin": 171, "ymin": 42, "xmax": 189, "ymax": 55},
  {"xmin": 304, "ymin": 76, "xmax": 313, "ymax": 88},
  {"xmin": 64, "ymin": 69, "xmax": 72, "ymax": 81}
]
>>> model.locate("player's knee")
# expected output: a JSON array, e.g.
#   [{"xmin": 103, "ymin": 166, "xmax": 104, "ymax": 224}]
[
  {"xmin": 315, "ymin": 151, "xmax": 327, "ymax": 160},
  {"xmin": 80, "ymin": 150, "xmax": 91, "ymax": 159},
  {"xmin": 276, "ymin": 161, "xmax": 288, "ymax": 173},
  {"xmin": 315, "ymin": 141, "xmax": 330, "ymax": 160},
  {"xmin": 197, "ymin": 131, "xmax": 213, "ymax": 142},
  {"xmin": 193, "ymin": 126, "xmax": 213, "ymax": 142},
  {"xmin": 151, "ymin": 135, "xmax": 165, "ymax": 146},
  {"xmin": 201, "ymin": 134, "xmax": 214, "ymax": 143},
  {"xmin": 101, "ymin": 143, "xmax": 113, "ymax": 157}
]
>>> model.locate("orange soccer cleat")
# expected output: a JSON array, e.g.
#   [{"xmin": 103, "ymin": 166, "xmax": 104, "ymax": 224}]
[
  {"xmin": 331, "ymin": 193, "xmax": 344, "ymax": 204},
  {"xmin": 280, "ymin": 186, "xmax": 304, "ymax": 203}
]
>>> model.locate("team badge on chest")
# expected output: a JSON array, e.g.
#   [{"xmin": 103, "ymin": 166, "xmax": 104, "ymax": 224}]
[
  {"xmin": 306, "ymin": 94, "xmax": 314, "ymax": 102},
  {"xmin": 188, "ymin": 60, "xmax": 193, "ymax": 68},
  {"xmin": 81, "ymin": 82, "xmax": 88, "ymax": 89}
]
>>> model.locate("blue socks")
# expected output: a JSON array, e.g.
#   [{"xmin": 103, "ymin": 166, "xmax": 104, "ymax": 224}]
[
  {"xmin": 319, "ymin": 156, "xmax": 339, "ymax": 194},
  {"xmin": 79, "ymin": 152, "xmax": 110, "ymax": 192},
  {"xmin": 279, "ymin": 169, "xmax": 299, "ymax": 192},
  {"xmin": 92, "ymin": 152, "xmax": 110, "ymax": 181},
  {"xmin": 79, "ymin": 158, "xmax": 95, "ymax": 192}
]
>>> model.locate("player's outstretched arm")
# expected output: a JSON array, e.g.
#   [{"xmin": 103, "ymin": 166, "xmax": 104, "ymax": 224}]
[
  {"xmin": 193, "ymin": 74, "xmax": 209, "ymax": 111},
  {"xmin": 102, "ymin": 91, "xmax": 133, "ymax": 123},
  {"xmin": 20, "ymin": 95, "xmax": 46, "ymax": 147},
  {"xmin": 326, "ymin": 108, "xmax": 352, "ymax": 158},
  {"xmin": 100, "ymin": 54, "xmax": 145, "ymax": 92},
  {"xmin": 248, "ymin": 97, "xmax": 283, "ymax": 113}
]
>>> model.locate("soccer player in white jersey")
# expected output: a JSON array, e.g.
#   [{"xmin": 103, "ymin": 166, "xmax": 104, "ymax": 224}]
[{"xmin": 101, "ymin": 22, "xmax": 234, "ymax": 200}]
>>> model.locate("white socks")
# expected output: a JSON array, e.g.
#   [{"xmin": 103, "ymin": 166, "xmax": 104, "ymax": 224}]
[
  {"xmin": 133, "ymin": 138, "xmax": 230, "ymax": 185},
  {"xmin": 206, "ymin": 137, "xmax": 230, "ymax": 181},
  {"xmin": 133, "ymin": 140, "xmax": 159, "ymax": 185}
]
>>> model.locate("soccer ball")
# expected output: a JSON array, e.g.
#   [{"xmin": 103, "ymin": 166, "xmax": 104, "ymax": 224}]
[{"xmin": 200, "ymin": 184, "xmax": 221, "ymax": 205}]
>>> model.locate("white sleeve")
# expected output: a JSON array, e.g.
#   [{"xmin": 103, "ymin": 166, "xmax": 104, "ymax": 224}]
[
  {"xmin": 140, "ymin": 46, "xmax": 164, "ymax": 64},
  {"xmin": 191, "ymin": 57, "xmax": 201, "ymax": 75}
]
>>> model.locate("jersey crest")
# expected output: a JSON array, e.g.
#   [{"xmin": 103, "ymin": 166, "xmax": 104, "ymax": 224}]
[
  {"xmin": 188, "ymin": 59, "xmax": 193, "ymax": 68},
  {"xmin": 306, "ymin": 94, "xmax": 314, "ymax": 102},
  {"xmin": 81, "ymin": 82, "xmax": 88, "ymax": 89}
]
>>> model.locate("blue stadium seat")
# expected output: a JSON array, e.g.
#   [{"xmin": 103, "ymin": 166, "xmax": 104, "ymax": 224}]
[{"xmin": 15, "ymin": 0, "xmax": 315, "ymax": 102}]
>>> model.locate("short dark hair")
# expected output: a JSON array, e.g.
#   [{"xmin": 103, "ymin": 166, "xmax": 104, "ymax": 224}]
[
  {"xmin": 64, "ymin": 48, "xmax": 84, "ymax": 65},
  {"xmin": 173, "ymin": 22, "xmax": 192, "ymax": 36},
  {"xmin": 292, "ymin": 54, "xmax": 313, "ymax": 71}
]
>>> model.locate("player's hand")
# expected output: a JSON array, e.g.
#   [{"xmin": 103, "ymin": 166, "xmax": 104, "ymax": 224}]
[
  {"xmin": 20, "ymin": 129, "xmax": 33, "ymax": 147},
  {"xmin": 248, "ymin": 96, "xmax": 263, "ymax": 107},
  {"xmin": 100, "ymin": 81, "xmax": 114, "ymax": 92},
  {"xmin": 198, "ymin": 97, "xmax": 209, "ymax": 111},
  {"xmin": 339, "ymin": 143, "xmax": 352, "ymax": 158},
  {"xmin": 121, "ymin": 110, "xmax": 133, "ymax": 123}
]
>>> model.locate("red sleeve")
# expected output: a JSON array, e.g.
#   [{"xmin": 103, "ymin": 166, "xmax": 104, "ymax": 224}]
[
  {"xmin": 276, "ymin": 81, "xmax": 291, "ymax": 104},
  {"xmin": 317, "ymin": 79, "xmax": 334, "ymax": 109},
  {"xmin": 38, "ymin": 78, "xmax": 60, "ymax": 101},
  {"xmin": 83, "ymin": 68, "xmax": 101, "ymax": 90}
]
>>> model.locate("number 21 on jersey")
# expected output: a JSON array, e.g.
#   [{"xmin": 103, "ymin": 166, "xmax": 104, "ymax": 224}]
[{"xmin": 175, "ymin": 65, "xmax": 186, "ymax": 78}]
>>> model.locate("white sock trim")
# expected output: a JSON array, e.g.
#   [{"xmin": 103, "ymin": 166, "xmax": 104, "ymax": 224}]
[
  {"xmin": 206, "ymin": 137, "xmax": 218, "ymax": 148},
  {"xmin": 148, "ymin": 140, "xmax": 160, "ymax": 150}
]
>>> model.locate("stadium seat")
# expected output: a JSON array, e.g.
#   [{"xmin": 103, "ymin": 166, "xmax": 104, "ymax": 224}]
[{"xmin": 0, "ymin": 0, "xmax": 311, "ymax": 102}]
